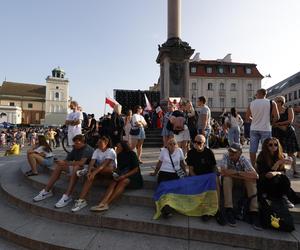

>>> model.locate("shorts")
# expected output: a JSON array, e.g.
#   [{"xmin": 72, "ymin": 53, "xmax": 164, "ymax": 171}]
[
  {"xmin": 41, "ymin": 157, "xmax": 54, "ymax": 168},
  {"xmin": 250, "ymin": 130, "xmax": 272, "ymax": 153},
  {"xmin": 174, "ymin": 125, "xmax": 190, "ymax": 142},
  {"xmin": 131, "ymin": 127, "xmax": 146, "ymax": 140}
]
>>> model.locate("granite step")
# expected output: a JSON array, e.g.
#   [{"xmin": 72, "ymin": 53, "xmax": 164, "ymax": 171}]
[{"xmin": 1, "ymin": 166, "xmax": 300, "ymax": 249}]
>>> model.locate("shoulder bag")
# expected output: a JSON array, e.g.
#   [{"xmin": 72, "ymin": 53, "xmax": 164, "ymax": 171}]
[{"xmin": 168, "ymin": 151, "xmax": 186, "ymax": 178}]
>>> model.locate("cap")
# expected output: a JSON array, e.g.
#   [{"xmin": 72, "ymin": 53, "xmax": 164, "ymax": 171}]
[{"xmin": 228, "ymin": 143, "xmax": 242, "ymax": 152}]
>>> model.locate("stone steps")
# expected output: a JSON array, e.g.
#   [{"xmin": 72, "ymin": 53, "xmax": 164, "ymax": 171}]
[{"xmin": 1, "ymin": 164, "xmax": 300, "ymax": 249}]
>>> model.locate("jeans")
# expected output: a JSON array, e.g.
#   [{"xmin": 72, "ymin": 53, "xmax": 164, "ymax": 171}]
[
  {"xmin": 249, "ymin": 130, "xmax": 272, "ymax": 153},
  {"xmin": 228, "ymin": 126, "xmax": 240, "ymax": 146}
]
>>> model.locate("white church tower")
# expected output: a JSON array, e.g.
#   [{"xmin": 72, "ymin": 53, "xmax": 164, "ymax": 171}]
[{"xmin": 44, "ymin": 67, "xmax": 69, "ymax": 126}]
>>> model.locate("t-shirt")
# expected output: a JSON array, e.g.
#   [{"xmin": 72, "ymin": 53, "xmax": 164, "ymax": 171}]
[
  {"xmin": 10, "ymin": 144, "xmax": 20, "ymax": 155},
  {"xmin": 66, "ymin": 111, "xmax": 83, "ymax": 145},
  {"xmin": 131, "ymin": 114, "xmax": 146, "ymax": 128},
  {"xmin": 186, "ymin": 147, "xmax": 217, "ymax": 175},
  {"xmin": 117, "ymin": 150, "xmax": 139, "ymax": 174},
  {"xmin": 196, "ymin": 105, "xmax": 211, "ymax": 130},
  {"xmin": 250, "ymin": 99, "xmax": 272, "ymax": 131},
  {"xmin": 92, "ymin": 148, "xmax": 117, "ymax": 167},
  {"xmin": 34, "ymin": 146, "xmax": 53, "ymax": 158},
  {"xmin": 219, "ymin": 153, "xmax": 255, "ymax": 172},
  {"xmin": 66, "ymin": 144, "xmax": 94, "ymax": 164},
  {"xmin": 159, "ymin": 148, "xmax": 184, "ymax": 173}
]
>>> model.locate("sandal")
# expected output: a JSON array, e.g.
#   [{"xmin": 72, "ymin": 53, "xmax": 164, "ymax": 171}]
[
  {"xmin": 25, "ymin": 170, "xmax": 38, "ymax": 177},
  {"xmin": 90, "ymin": 204, "xmax": 109, "ymax": 212}
]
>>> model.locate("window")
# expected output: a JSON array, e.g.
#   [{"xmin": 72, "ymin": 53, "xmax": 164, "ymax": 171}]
[
  {"xmin": 9, "ymin": 102, "xmax": 14, "ymax": 106},
  {"xmin": 191, "ymin": 66, "xmax": 197, "ymax": 73},
  {"xmin": 55, "ymin": 92, "xmax": 59, "ymax": 99},
  {"xmin": 206, "ymin": 67, "xmax": 212, "ymax": 74},
  {"xmin": 191, "ymin": 95, "xmax": 196, "ymax": 106},
  {"xmin": 231, "ymin": 98, "xmax": 236, "ymax": 107},
  {"xmin": 231, "ymin": 67, "xmax": 236, "ymax": 74},
  {"xmin": 294, "ymin": 91, "xmax": 297, "ymax": 100},
  {"xmin": 192, "ymin": 82, "xmax": 197, "ymax": 90},
  {"xmin": 289, "ymin": 93, "xmax": 292, "ymax": 101},
  {"xmin": 218, "ymin": 67, "xmax": 224, "ymax": 74},
  {"xmin": 247, "ymin": 83, "xmax": 252, "ymax": 90},
  {"xmin": 231, "ymin": 83, "xmax": 236, "ymax": 91},
  {"xmin": 285, "ymin": 94, "xmax": 288, "ymax": 101},
  {"xmin": 56, "ymin": 86, "xmax": 59, "ymax": 89},
  {"xmin": 208, "ymin": 98, "xmax": 213, "ymax": 107},
  {"xmin": 220, "ymin": 98, "xmax": 225, "ymax": 108},
  {"xmin": 208, "ymin": 82, "xmax": 213, "ymax": 90},
  {"xmin": 245, "ymin": 67, "xmax": 252, "ymax": 74},
  {"xmin": 220, "ymin": 82, "xmax": 225, "ymax": 90},
  {"xmin": 28, "ymin": 103, "xmax": 33, "ymax": 108}
]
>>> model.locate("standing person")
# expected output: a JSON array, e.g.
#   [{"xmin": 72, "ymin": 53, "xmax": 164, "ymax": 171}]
[
  {"xmin": 89, "ymin": 114, "xmax": 97, "ymax": 133},
  {"xmin": 65, "ymin": 101, "xmax": 83, "ymax": 146},
  {"xmin": 123, "ymin": 109, "xmax": 133, "ymax": 145},
  {"xmin": 225, "ymin": 107, "xmax": 243, "ymax": 145},
  {"xmin": 185, "ymin": 101, "xmax": 198, "ymax": 143},
  {"xmin": 47, "ymin": 128, "xmax": 57, "ymax": 149},
  {"xmin": 272, "ymin": 96, "xmax": 300, "ymax": 177},
  {"xmin": 246, "ymin": 88, "xmax": 279, "ymax": 167},
  {"xmin": 110, "ymin": 104, "xmax": 124, "ymax": 147},
  {"xmin": 130, "ymin": 105, "xmax": 147, "ymax": 163},
  {"xmin": 161, "ymin": 105, "xmax": 175, "ymax": 147},
  {"xmin": 25, "ymin": 135, "xmax": 54, "ymax": 176},
  {"xmin": 196, "ymin": 96, "xmax": 211, "ymax": 148},
  {"xmin": 54, "ymin": 128, "xmax": 61, "ymax": 148}
]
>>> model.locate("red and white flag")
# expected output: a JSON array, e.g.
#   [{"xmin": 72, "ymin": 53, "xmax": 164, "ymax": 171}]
[
  {"xmin": 144, "ymin": 94, "xmax": 152, "ymax": 111},
  {"xmin": 105, "ymin": 97, "xmax": 119, "ymax": 108}
]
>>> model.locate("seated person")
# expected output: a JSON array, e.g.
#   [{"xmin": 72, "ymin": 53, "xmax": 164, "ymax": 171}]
[
  {"xmin": 90, "ymin": 141, "xmax": 143, "ymax": 212},
  {"xmin": 25, "ymin": 135, "xmax": 54, "ymax": 176},
  {"xmin": 219, "ymin": 143, "xmax": 260, "ymax": 229},
  {"xmin": 71, "ymin": 136, "xmax": 116, "ymax": 212},
  {"xmin": 4, "ymin": 139, "xmax": 20, "ymax": 156},
  {"xmin": 150, "ymin": 138, "xmax": 187, "ymax": 218},
  {"xmin": 256, "ymin": 137, "xmax": 295, "ymax": 208},
  {"xmin": 33, "ymin": 134, "xmax": 94, "ymax": 208},
  {"xmin": 186, "ymin": 134, "xmax": 224, "ymax": 224}
]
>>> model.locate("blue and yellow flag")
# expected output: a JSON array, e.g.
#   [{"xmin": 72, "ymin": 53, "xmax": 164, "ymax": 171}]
[{"xmin": 153, "ymin": 173, "xmax": 218, "ymax": 219}]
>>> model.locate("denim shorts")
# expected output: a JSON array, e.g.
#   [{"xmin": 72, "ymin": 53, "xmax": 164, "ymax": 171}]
[
  {"xmin": 131, "ymin": 127, "xmax": 146, "ymax": 140},
  {"xmin": 42, "ymin": 157, "xmax": 54, "ymax": 168},
  {"xmin": 250, "ymin": 130, "xmax": 272, "ymax": 153}
]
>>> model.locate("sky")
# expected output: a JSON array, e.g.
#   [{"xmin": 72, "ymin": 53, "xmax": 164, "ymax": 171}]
[{"xmin": 1, "ymin": 0, "xmax": 300, "ymax": 118}]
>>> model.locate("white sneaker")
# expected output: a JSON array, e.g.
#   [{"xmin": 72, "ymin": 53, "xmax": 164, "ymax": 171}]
[
  {"xmin": 55, "ymin": 194, "xmax": 72, "ymax": 208},
  {"xmin": 33, "ymin": 189, "xmax": 53, "ymax": 202},
  {"xmin": 71, "ymin": 199, "xmax": 87, "ymax": 212},
  {"xmin": 76, "ymin": 168, "xmax": 88, "ymax": 177}
]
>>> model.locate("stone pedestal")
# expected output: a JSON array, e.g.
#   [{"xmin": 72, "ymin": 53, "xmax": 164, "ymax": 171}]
[{"xmin": 156, "ymin": 37, "xmax": 194, "ymax": 101}]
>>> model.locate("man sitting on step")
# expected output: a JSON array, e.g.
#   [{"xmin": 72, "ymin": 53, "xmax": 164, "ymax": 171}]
[
  {"xmin": 33, "ymin": 134, "xmax": 94, "ymax": 208},
  {"xmin": 219, "ymin": 143, "xmax": 261, "ymax": 230}
]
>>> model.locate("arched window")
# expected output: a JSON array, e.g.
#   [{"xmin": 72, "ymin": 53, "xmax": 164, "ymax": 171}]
[
  {"xmin": 55, "ymin": 92, "xmax": 59, "ymax": 99},
  {"xmin": 220, "ymin": 83, "xmax": 225, "ymax": 90},
  {"xmin": 208, "ymin": 83, "xmax": 213, "ymax": 90}
]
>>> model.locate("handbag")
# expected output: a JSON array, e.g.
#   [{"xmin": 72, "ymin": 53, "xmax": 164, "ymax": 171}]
[
  {"xmin": 168, "ymin": 151, "xmax": 186, "ymax": 178},
  {"xmin": 130, "ymin": 128, "xmax": 140, "ymax": 136}
]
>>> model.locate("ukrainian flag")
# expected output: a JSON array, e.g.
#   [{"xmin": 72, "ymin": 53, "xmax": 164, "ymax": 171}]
[{"xmin": 153, "ymin": 173, "xmax": 218, "ymax": 219}]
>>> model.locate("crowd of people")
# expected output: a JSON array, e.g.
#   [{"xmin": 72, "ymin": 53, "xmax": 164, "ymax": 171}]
[{"xmin": 13, "ymin": 90, "xmax": 300, "ymax": 232}]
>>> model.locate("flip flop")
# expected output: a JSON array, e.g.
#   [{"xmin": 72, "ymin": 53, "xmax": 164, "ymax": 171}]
[
  {"xmin": 25, "ymin": 170, "xmax": 38, "ymax": 177},
  {"xmin": 90, "ymin": 204, "xmax": 109, "ymax": 212}
]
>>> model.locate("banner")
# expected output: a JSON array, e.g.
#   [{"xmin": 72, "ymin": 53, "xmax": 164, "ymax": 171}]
[
  {"xmin": 144, "ymin": 94, "xmax": 152, "ymax": 111},
  {"xmin": 105, "ymin": 97, "xmax": 119, "ymax": 109}
]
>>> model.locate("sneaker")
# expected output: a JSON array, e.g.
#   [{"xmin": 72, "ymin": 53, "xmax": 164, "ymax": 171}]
[
  {"xmin": 250, "ymin": 212, "xmax": 263, "ymax": 231},
  {"xmin": 76, "ymin": 168, "xmax": 88, "ymax": 177},
  {"xmin": 225, "ymin": 208, "xmax": 236, "ymax": 227},
  {"xmin": 201, "ymin": 215, "xmax": 211, "ymax": 222},
  {"xmin": 161, "ymin": 205, "xmax": 173, "ymax": 219},
  {"xmin": 71, "ymin": 199, "xmax": 87, "ymax": 212},
  {"xmin": 215, "ymin": 210, "xmax": 226, "ymax": 226},
  {"xmin": 55, "ymin": 194, "xmax": 72, "ymax": 208},
  {"xmin": 283, "ymin": 195, "xmax": 295, "ymax": 208},
  {"xmin": 33, "ymin": 189, "xmax": 53, "ymax": 202}
]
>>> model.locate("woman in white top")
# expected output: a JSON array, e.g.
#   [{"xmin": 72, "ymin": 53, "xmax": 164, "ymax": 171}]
[
  {"xmin": 123, "ymin": 109, "xmax": 132, "ymax": 144},
  {"xmin": 225, "ymin": 107, "xmax": 243, "ymax": 146},
  {"xmin": 25, "ymin": 135, "xmax": 54, "ymax": 176},
  {"xmin": 130, "ymin": 105, "xmax": 147, "ymax": 163}
]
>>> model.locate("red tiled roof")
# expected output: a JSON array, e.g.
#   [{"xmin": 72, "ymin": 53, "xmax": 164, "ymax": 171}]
[{"xmin": 0, "ymin": 81, "xmax": 46, "ymax": 98}]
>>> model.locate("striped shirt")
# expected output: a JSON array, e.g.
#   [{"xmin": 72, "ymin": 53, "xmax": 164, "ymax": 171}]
[{"xmin": 219, "ymin": 153, "xmax": 255, "ymax": 172}]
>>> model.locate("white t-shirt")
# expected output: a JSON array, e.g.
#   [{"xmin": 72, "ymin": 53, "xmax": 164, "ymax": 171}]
[
  {"xmin": 225, "ymin": 114, "xmax": 243, "ymax": 128},
  {"xmin": 250, "ymin": 99, "xmax": 271, "ymax": 131},
  {"xmin": 92, "ymin": 148, "xmax": 117, "ymax": 168},
  {"xmin": 159, "ymin": 148, "xmax": 184, "ymax": 173},
  {"xmin": 66, "ymin": 111, "xmax": 83, "ymax": 145},
  {"xmin": 131, "ymin": 114, "xmax": 146, "ymax": 128},
  {"xmin": 34, "ymin": 146, "xmax": 53, "ymax": 158}
]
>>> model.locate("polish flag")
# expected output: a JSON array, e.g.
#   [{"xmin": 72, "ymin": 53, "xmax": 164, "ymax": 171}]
[
  {"xmin": 105, "ymin": 97, "xmax": 119, "ymax": 108},
  {"xmin": 144, "ymin": 94, "xmax": 152, "ymax": 111}
]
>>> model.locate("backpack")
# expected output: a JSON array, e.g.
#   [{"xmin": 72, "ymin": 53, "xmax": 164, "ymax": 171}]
[{"xmin": 259, "ymin": 197, "xmax": 295, "ymax": 232}]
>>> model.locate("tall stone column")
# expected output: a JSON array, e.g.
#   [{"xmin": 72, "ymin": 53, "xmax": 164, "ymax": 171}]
[{"xmin": 157, "ymin": 0, "xmax": 194, "ymax": 102}]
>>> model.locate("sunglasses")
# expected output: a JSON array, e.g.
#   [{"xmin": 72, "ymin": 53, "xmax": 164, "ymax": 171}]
[
  {"xmin": 194, "ymin": 141, "xmax": 204, "ymax": 145},
  {"xmin": 268, "ymin": 143, "xmax": 278, "ymax": 147}
]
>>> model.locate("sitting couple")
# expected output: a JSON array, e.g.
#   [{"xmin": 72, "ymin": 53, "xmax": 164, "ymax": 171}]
[{"xmin": 33, "ymin": 135, "xmax": 143, "ymax": 212}]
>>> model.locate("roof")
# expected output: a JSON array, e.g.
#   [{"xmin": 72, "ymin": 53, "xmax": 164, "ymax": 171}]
[
  {"xmin": 189, "ymin": 60, "xmax": 263, "ymax": 78},
  {"xmin": 0, "ymin": 81, "xmax": 46, "ymax": 99},
  {"xmin": 267, "ymin": 71, "xmax": 300, "ymax": 96}
]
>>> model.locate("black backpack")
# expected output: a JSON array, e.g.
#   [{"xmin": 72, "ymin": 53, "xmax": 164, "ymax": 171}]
[{"xmin": 259, "ymin": 197, "xmax": 294, "ymax": 232}]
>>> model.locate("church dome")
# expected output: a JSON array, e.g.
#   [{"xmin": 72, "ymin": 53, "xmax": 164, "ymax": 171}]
[{"xmin": 52, "ymin": 67, "xmax": 65, "ymax": 78}]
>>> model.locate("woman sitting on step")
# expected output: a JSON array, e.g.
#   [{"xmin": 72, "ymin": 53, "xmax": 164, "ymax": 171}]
[
  {"xmin": 90, "ymin": 141, "xmax": 143, "ymax": 212},
  {"xmin": 25, "ymin": 135, "xmax": 53, "ymax": 176},
  {"xmin": 71, "ymin": 136, "xmax": 117, "ymax": 212}
]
